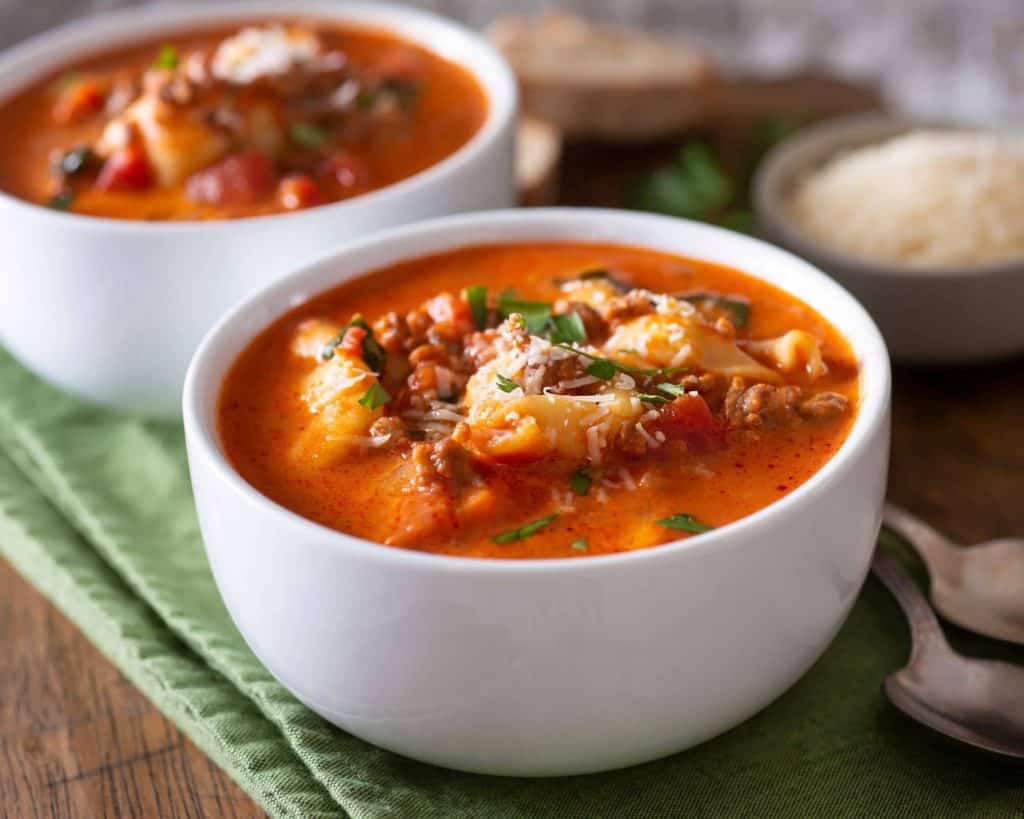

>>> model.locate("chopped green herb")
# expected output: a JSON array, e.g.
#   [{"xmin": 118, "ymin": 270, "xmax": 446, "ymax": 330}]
[
  {"xmin": 680, "ymin": 292, "xmax": 750, "ymax": 328},
  {"xmin": 497, "ymin": 293, "xmax": 552, "ymax": 334},
  {"xmin": 154, "ymin": 44, "xmax": 179, "ymax": 71},
  {"xmin": 496, "ymin": 374, "xmax": 520, "ymax": 393},
  {"xmin": 290, "ymin": 122, "xmax": 330, "ymax": 148},
  {"xmin": 554, "ymin": 343, "xmax": 687, "ymax": 379},
  {"xmin": 549, "ymin": 311, "xmax": 587, "ymax": 344},
  {"xmin": 569, "ymin": 467, "xmax": 592, "ymax": 496},
  {"xmin": 320, "ymin": 314, "xmax": 387, "ymax": 373},
  {"xmin": 630, "ymin": 143, "xmax": 732, "ymax": 222},
  {"xmin": 358, "ymin": 382, "xmax": 392, "ymax": 411},
  {"xmin": 570, "ymin": 539, "xmax": 588, "ymax": 551},
  {"xmin": 638, "ymin": 393, "xmax": 668, "ymax": 406},
  {"xmin": 618, "ymin": 348, "xmax": 641, "ymax": 355},
  {"xmin": 56, "ymin": 145, "xmax": 94, "ymax": 177},
  {"xmin": 465, "ymin": 285, "xmax": 488, "ymax": 330},
  {"xmin": 492, "ymin": 513, "xmax": 559, "ymax": 544},
  {"xmin": 47, "ymin": 189, "xmax": 75, "ymax": 210},
  {"xmin": 586, "ymin": 359, "xmax": 617, "ymax": 380},
  {"xmin": 656, "ymin": 513, "xmax": 713, "ymax": 534},
  {"xmin": 657, "ymin": 382, "xmax": 688, "ymax": 398}
]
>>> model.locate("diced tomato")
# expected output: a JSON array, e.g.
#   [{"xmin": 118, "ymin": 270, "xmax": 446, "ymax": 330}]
[
  {"xmin": 277, "ymin": 174, "xmax": 324, "ymax": 211},
  {"xmin": 185, "ymin": 149, "xmax": 276, "ymax": 206},
  {"xmin": 95, "ymin": 145, "xmax": 154, "ymax": 192},
  {"xmin": 650, "ymin": 394, "xmax": 725, "ymax": 451},
  {"xmin": 53, "ymin": 79, "xmax": 105, "ymax": 124},
  {"xmin": 339, "ymin": 326, "xmax": 367, "ymax": 359},
  {"xmin": 318, "ymin": 152, "xmax": 370, "ymax": 191}
]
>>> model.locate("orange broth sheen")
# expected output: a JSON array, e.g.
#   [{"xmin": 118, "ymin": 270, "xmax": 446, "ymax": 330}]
[{"xmin": 219, "ymin": 243, "xmax": 860, "ymax": 559}]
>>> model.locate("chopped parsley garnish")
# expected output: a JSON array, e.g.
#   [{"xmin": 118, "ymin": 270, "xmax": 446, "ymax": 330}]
[
  {"xmin": 657, "ymin": 382, "xmax": 688, "ymax": 398},
  {"xmin": 569, "ymin": 467, "xmax": 591, "ymax": 496},
  {"xmin": 496, "ymin": 374, "xmax": 520, "ymax": 393},
  {"xmin": 570, "ymin": 539, "xmax": 588, "ymax": 552},
  {"xmin": 154, "ymin": 44, "xmax": 179, "ymax": 71},
  {"xmin": 552, "ymin": 343, "xmax": 688, "ymax": 380},
  {"xmin": 56, "ymin": 146, "xmax": 94, "ymax": 177},
  {"xmin": 656, "ymin": 514, "xmax": 713, "ymax": 534},
  {"xmin": 47, "ymin": 189, "xmax": 75, "ymax": 210},
  {"xmin": 497, "ymin": 292, "xmax": 552, "ymax": 334},
  {"xmin": 492, "ymin": 513, "xmax": 559, "ymax": 544},
  {"xmin": 680, "ymin": 292, "xmax": 750, "ymax": 328},
  {"xmin": 320, "ymin": 314, "xmax": 387, "ymax": 373},
  {"xmin": 358, "ymin": 382, "xmax": 392, "ymax": 410},
  {"xmin": 290, "ymin": 123, "xmax": 330, "ymax": 148},
  {"xmin": 465, "ymin": 285, "xmax": 488, "ymax": 330},
  {"xmin": 638, "ymin": 393, "xmax": 668, "ymax": 406},
  {"xmin": 549, "ymin": 311, "xmax": 587, "ymax": 344},
  {"xmin": 586, "ymin": 359, "xmax": 617, "ymax": 380}
]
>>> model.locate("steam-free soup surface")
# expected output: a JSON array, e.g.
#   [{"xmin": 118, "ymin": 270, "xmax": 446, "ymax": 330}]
[
  {"xmin": 0, "ymin": 19, "xmax": 486, "ymax": 219},
  {"xmin": 219, "ymin": 242, "xmax": 860, "ymax": 559}
]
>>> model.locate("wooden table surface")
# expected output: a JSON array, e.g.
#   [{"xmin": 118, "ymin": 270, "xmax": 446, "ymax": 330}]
[{"xmin": 3, "ymin": 134, "xmax": 1023, "ymax": 818}]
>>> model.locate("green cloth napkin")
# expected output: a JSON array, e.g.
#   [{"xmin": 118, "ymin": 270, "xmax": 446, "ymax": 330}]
[{"xmin": 0, "ymin": 346, "xmax": 1021, "ymax": 818}]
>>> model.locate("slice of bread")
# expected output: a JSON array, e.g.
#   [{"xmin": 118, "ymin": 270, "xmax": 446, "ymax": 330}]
[
  {"xmin": 517, "ymin": 115, "xmax": 563, "ymax": 206},
  {"xmin": 487, "ymin": 11, "xmax": 718, "ymax": 142}
]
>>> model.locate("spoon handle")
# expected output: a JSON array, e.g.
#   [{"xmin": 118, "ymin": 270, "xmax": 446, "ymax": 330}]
[
  {"xmin": 883, "ymin": 503, "xmax": 961, "ymax": 575},
  {"xmin": 871, "ymin": 548, "xmax": 951, "ymax": 660}
]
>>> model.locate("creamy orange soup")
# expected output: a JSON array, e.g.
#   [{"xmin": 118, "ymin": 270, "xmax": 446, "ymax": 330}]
[
  {"xmin": 219, "ymin": 243, "xmax": 859, "ymax": 559},
  {"xmin": 0, "ymin": 20, "xmax": 486, "ymax": 219}
]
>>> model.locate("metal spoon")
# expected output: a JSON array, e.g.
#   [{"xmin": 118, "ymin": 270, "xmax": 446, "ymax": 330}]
[
  {"xmin": 883, "ymin": 503, "xmax": 1024, "ymax": 645},
  {"xmin": 871, "ymin": 549, "xmax": 1024, "ymax": 759}
]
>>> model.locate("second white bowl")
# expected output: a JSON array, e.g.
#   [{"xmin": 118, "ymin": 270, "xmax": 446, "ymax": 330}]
[{"xmin": 0, "ymin": 2, "xmax": 516, "ymax": 416}]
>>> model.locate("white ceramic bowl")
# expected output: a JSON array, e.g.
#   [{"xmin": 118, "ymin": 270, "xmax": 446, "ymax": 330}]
[
  {"xmin": 754, "ymin": 114, "xmax": 1024, "ymax": 364},
  {"xmin": 0, "ymin": 2, "xmax": 516, "ymax": 417},
  {"xmin": 183, "ymin": 208, "xmax": 891, "ymax": 776}
]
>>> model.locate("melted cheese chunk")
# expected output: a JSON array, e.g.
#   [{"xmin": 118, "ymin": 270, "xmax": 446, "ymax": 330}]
[
  {"xmin": 559, "ymin": 277, "xmax": 622, "ymax": 307},
  {"xmin": 98, "ymin": 95, "xmax": 229, "ymax": 187},
  {"xmin": 212, "ymin": 26, "xmax": 323, "ymax": 84},
  {"xmin": 289, "ymin": 320, "xmax": 383, "ymax": 464},
  {"xmin": 603, "ymin": 297, "xmax": 781, "ymax": 383}
]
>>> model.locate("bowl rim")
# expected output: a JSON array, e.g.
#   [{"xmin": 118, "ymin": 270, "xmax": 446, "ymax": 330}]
[
  {"xmin": 753, "ymin": 112, "xmax": 1024, "ymax": 280},
  {"xmin": 0, "ymin": 0, "xmax": 517, "ymax": 233},
  {"xmin": 183, "ymin": 207, "xmax": 892, "ymax": 574}
]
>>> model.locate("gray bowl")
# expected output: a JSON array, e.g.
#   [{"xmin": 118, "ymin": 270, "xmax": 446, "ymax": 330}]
[{"xmin": 754, "ymin": 114, "xmax": 1024, "ymax": 364}]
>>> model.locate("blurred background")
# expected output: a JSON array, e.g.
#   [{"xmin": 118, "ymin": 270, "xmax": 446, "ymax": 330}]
[{"xmin": 2, "ymin": 0, "xmax": 1023, "ymax": 123}]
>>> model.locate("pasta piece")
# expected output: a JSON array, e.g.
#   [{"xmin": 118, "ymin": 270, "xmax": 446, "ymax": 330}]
[
  {"xmin": 98, "ymin": 94, "xmax": 231, "ymax": 186},
  {"xmin": 603, "ymin": 298, "xmax": 780, "ymax": 383},
  {"xmin": 289, "ymin": 320, "xmax": 383, "ymax": 464},
  {"xmin": 459, "ymin": 339, "xmax": 643, "ymax": 462},
  {"xmin": 742, "ymin": 330, "xmax": 827, "ymax": 380}
]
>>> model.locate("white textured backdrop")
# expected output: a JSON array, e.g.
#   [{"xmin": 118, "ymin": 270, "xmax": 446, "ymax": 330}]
[{"xmin": 1, "ymin": 0, "xmax": 1022, "ymax": 122}]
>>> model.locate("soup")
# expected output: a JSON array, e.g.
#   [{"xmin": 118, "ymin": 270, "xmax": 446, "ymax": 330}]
[
  {"xmin": 219, "ymin": 242, "xmax": 860, "ymax": 559},
  {"xmin": 0, "ymin": 20, "xmax": 487, "ymax": 220}
]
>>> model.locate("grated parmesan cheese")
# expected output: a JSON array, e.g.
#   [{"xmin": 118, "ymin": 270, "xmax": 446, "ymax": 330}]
[{"xmin": 788, "ymin": 130, "xmax": 1024, "ymax": 268}]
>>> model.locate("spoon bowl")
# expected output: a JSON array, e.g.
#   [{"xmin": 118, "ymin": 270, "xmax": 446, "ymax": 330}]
[
  {"xmin": 872, "ymin": 549, "xmax": 1024, "ymax": 760},
  {"xmin": 884, "ymin": 504, "xmax": 1024, "ymax": 645},
  {"xmin": 886, "ymin": 646, "xmax": 1024, "ymax": 759}
]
